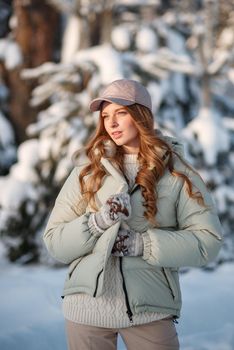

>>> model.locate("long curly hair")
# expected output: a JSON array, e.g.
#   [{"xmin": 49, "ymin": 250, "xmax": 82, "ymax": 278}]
[{"xmin": 77, "ymin": 103, "xmax": 204, "ymax": 226}]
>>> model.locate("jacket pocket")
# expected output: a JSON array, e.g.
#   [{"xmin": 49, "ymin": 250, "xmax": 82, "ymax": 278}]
[
  {"xmin": 68, "ymin": 257, "xmax": 82, "ymax": 279},
  {"xmin": 162, "ymin": 268, "xmax": 180, "ymax": 302},
  {"xmin": 203, "ymin": 229, "xmax": 222, "ymax": 241}
]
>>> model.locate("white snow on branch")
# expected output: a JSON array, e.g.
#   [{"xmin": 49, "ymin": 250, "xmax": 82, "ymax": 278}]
[
  {"xmin": 217, "ymin": 27, "xmax": 234, "ymax": 49},
  {"xmin": 21, "ymin": 62, "xmax": 75, "ymax": 79},
  {"xmin": 135, "ymin": 26, "xmax": 158, "ymax": 53},
  {"xmin": 0, "ymin": 39, "xmax": 23, "ymax": 70},
  {"xmin": 228, "ymin": 69, "xmax": 234, "ymax": 85},
  {"xmin": 74, "ymin": 44, "xmax": 124, "ymax": 83},
  {"xmin": 61, "ymin": 15, "xmax": 81, "ymax": 63},
  {"xmin": 152, "ymin": 47, "xmax": 198, "ymax": 75},
  {"xmin": 183, "ymin": 107, "xmax": 230, "ymax": 166},
  {"xmin": 134, "ymin": 53, "xmax": 168, "ymax": 79},
  {"xmin": 10, "ymin": 140, "xmax": 40, "ymax": 183},
  {"xmin": 207, "ymin": 50, "xmax": 229, "ymax": 75},
  {"xmin": 0, "ymin": 111, "xmax": 16, "ymax": 168},
  {"xmin": 0, "ymin": 177, "xmax": 38, "ymax": 211},
  {"xmin": 117, "ymin": 0, "xmax": 159, "ymax": 5},
  {"xmin": 147, "ymin": 81, "xmax": 163, "ymax": 111},
  {"xmin": 26, "ymin": 70, "xmax": 83, "ymax": 107},
  {"xmin": 111, "ymin": 26, "xmax": 132, "ymax": 51},
  {"xmin": 27, "ymin": 100, "xmax": 79, "ymax": 135},
  {"xmin": 214, "ymin": 185, "xmax": 234, "ymax": 214},
  {"xmin": 223, "ymin": 117, "xmax": 234, "ymax": 131}
]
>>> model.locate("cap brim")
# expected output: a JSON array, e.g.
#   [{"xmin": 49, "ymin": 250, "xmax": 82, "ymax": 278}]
[{"xmin": 89, "ymin": 97, "xmax": 134, "ymax": 112}]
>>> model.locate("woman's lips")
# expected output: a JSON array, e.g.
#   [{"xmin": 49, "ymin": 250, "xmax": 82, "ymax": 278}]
[{"xmin": 111, "ymin": 131, "xmax": 122, "ymax": 139}]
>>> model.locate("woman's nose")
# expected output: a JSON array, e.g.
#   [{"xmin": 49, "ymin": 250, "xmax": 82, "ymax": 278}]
[{"xmin": 110, "ymin": 117, "xmax": 118, "ymax": 127}]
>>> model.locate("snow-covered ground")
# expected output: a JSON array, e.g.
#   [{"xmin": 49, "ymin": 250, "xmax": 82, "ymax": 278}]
[{"xmin": 0, "ymin": 261, "xmax": 233, "ymax": 350}]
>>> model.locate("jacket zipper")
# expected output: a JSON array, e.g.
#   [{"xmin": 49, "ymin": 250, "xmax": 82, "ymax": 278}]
[
  {"xmin": 119, "ymin": 258, "xmax": 133, "ymax": 324},
  {"xmin": 93, "ymin": 269, "xmax": 103, "ymax": 297},
  {"xmin": 130, "ymin": 184, "xmax": 139, "ymax": 195}
]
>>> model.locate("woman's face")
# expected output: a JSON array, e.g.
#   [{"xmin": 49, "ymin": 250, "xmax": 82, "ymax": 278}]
[{"xmin": 101, "ymin": 102, "xmax": 139, "ymax": 154}]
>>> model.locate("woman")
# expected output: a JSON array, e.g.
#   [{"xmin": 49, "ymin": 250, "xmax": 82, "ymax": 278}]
[{"xmin": 43, "ymin": 79, "xmax": 222, "ymax": 350}]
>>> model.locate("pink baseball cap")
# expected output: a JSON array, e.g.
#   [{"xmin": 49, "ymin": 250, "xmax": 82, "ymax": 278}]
[{"xmin": 89, "ymin": 79, "xmax": 152, "ymax": 112}]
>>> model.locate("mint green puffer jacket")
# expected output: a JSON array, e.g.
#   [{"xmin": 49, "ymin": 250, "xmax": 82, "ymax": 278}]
[{"xmin": 43, "ymin": 138, "xmax": 222, "ymax": 318}]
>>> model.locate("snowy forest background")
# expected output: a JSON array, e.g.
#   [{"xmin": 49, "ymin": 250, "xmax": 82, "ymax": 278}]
[
  {"xmin": 0, "ymin": 0, "xmax": 234, "ymax": 267},
  {"xmin": 1, "ymin": 1, "xmax": 234, "ymax": 350}
]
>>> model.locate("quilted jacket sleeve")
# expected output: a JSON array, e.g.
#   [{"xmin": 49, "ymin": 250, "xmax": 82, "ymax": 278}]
[
  {"xmin": 43, "ymin": 166, "xmax": 98, "ymax": 264},
  {"xmin": 142, "ymin": 169, "xmax": 223, "ymax": 268}
]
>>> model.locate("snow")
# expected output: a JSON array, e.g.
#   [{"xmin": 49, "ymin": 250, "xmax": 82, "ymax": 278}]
[
  {"xmin": 0, "ymin": 38, "xmax": 23, "ymax": 70},
  {"xmin": 0, "ymin": 111, "xmax": 16, "ymax": 173},
  {"xmin": 182, "ymin": 107, "xmax": 230, "ymax": 166},
  {"xmin": 74, "ymin": 44, "xmax": 124, "ymax": 84},
  {"xmin": 0, "ymin": 258, "xmax": 233, "ymax": 350},
  {"xmin": 61, "ymin": 15, "xmax": 81, "ymax": 63},
  {"xmin": 0, "ymin": 177, "xmax": 38, "ymax": 210},
  {"xmin": 117, "ymin": 0, "xmax": 159, "ymax": 5},
  {"xmin": 21, "ymin": 62, "xmax": 68, "ymax": 79},
  {"xmin": 228, "ymin": 69, "xmax": 234, "ymax": 84},
  {"xmin": 17, "ymin": 140, "xmax": 40, "ymax": 167},
  {"xmin": 0, "ymin": 111, "xmax": 15, "ymax": 146},
  {"xmin": 111, "ymin": 26, "xmax": 132, "ymax": 51},
  {"xmin": 207, "ymin": 50, "xmax": 229, "ymax": 75},
  {"xmin": 214, "ymin": 185, "xmax": 234, "ymax": 214},
  {"xmin": 147, "ymin": 81, "xmax": 163, "ymax": 111},
  {"xmin": 9, "ymin": 140, "xmax": 40, "ymax": 183},
  {"xmin": 218, "ymin": 27, "xmax": 234, "ymax": 49},
  {"xmin": 145, "ymin": 47, "xmax": 196, "ymax": 75},
  {"xmin": 0, "ymin": 7, "xmax": 233, "ymax": 341},
  {"xmin": 27, "ymin": 101, "xmax": 79, "ymax": 133},
  {"xmin": 38, "ymin": 138, "xmax": 54, "ymax": 161},
  {"xmin": 135, "ymin": 26, "xmax": 158, "ymax": 53},
  {"xmin": 10, "ymin": 163, "xmax": 39, "ymax": 184},
  {"xmin": 0, "ymin": 176, "xmax": 38, "ymax": 230},
  {"xmin": 0, "ymin": 139, "xmax": 41, "ymax": 226}
]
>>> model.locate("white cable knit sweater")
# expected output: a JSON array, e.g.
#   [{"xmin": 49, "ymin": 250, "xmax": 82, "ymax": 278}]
[{"xmin": 63, "ymin": 154, "xmax": 170, "ymax": 327}]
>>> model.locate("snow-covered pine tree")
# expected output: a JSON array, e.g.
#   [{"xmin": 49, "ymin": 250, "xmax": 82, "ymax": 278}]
[
  {"xmin": 180, "ymin": 0, "xmax": 234, "ymax": 264},
  {"xmin": 0, "ymin": 1, "xmax": 18, "ymax": 174},
  {"xmin": 0, "ymin": 111, "xmax": 17, "ymax": 175},
  {"xmin": 0, "ymin": 0, "xmax": 60, "ymax": 143},
  {"xmin": 0, "ymin": 0, "xmax": 233, "ymax": 265},
  {"xmin": 0, "ymin": 60, "xmax": 92, "ymax": 264}
]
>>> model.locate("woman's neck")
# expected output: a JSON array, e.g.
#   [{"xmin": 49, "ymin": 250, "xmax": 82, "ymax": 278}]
[{"xmin": 122, "ymin": 146, "xmax": 139, "ymax": 154}]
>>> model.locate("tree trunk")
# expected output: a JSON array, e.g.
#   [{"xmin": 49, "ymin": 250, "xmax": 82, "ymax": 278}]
[
  {"xmin": 77, "ymin": 7, "xmax": 113, "ymax": 50},
  {"xmin": 6, "ymin": 0, "xmax": 60, "ymax": 143}
]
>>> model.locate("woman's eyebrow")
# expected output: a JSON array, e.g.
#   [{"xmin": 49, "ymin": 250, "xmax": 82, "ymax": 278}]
[{"xmin": 101, "ymin": 108, "xmax": 126, "ymax": 117}]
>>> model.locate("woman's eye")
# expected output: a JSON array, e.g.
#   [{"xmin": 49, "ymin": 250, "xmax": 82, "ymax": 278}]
[{"xmin": 117, "ymin": 111, "xmax": 127, "ymax": 116}]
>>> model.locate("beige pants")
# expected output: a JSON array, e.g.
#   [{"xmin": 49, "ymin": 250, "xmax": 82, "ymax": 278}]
[{"xmin": 65, "ymin": 318, "xmax": 180, "ymax": 350}]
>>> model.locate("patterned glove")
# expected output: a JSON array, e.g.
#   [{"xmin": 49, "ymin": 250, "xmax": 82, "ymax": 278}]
[
  {"xmin": 89, "ymin": 193, "xmax": 131, "ymax": 233},
  {"xmin": 111, "ymin": 227, "xmax": 144, "ymax": 257}
]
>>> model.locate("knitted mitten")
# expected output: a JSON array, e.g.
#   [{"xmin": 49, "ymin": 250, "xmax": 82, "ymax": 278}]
[
  {"xmin": 112, "ymin": 228, "xmax": 144, "ymax": 257},
  {"xmin": 88, "ymin": 193, "xmax": 131, "ymax": 236}
]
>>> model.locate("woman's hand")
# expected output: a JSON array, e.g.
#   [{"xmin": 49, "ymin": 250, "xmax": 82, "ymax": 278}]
[{"xmin": 112, "ymin": 227, "xmax": 144, "ymax": 257}]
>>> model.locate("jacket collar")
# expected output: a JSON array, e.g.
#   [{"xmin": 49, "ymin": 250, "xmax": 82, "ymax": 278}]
[{"xmin": 100, "ymin": 157, "xmax": 129, "ymax": 193}]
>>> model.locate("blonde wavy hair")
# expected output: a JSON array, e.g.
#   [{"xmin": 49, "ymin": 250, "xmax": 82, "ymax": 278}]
[{"xmin": 78, "ymin": 103, "xmax": 204, "ymax": 226}]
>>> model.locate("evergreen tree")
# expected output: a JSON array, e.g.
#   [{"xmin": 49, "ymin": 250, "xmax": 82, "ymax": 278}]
[{"xmin": 0, "ymin": 0, "xmax": 233, "ymax": 265}]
